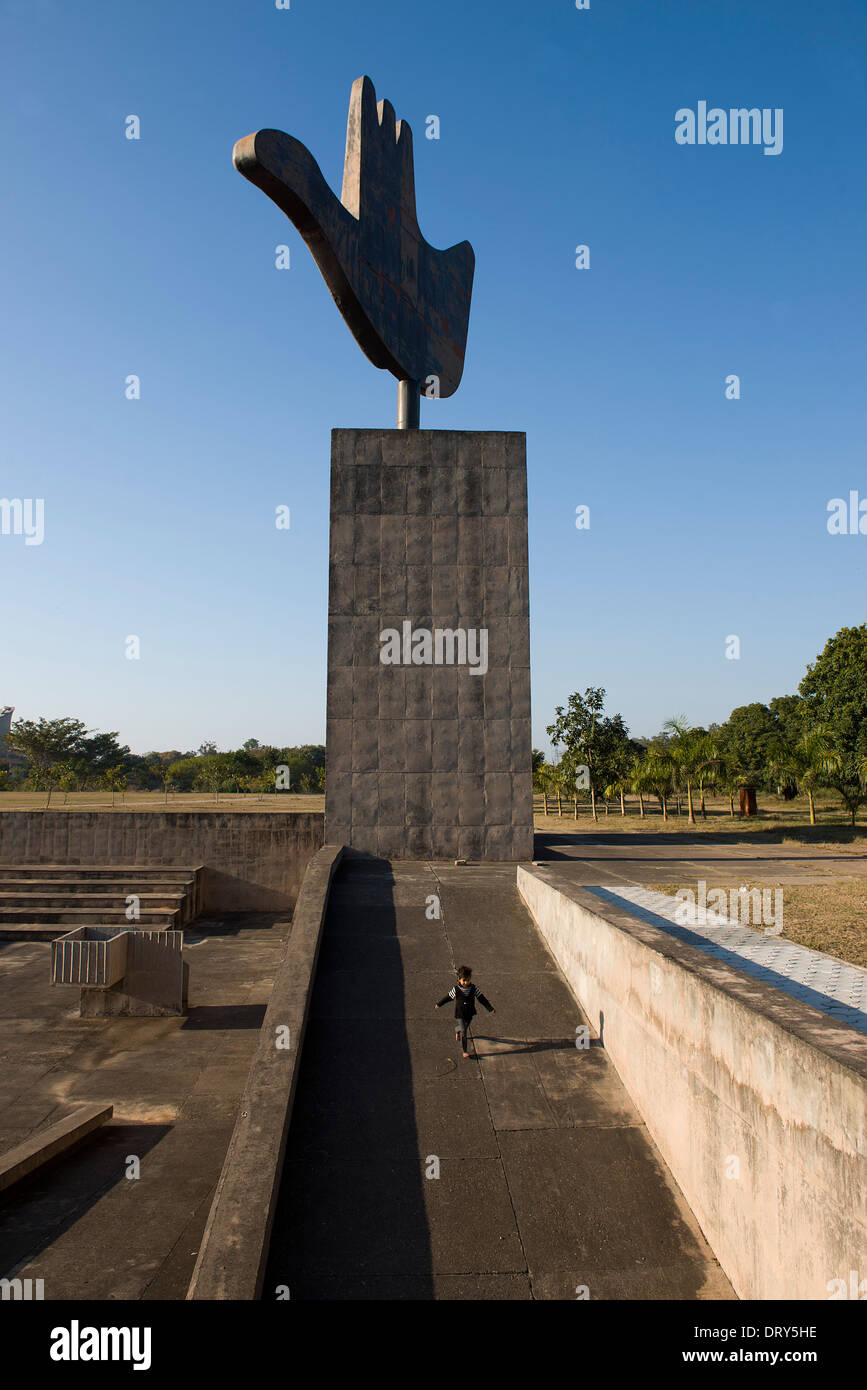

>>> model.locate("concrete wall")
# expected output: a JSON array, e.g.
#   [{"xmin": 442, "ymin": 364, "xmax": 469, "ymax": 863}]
[
  {"xmin": 0, "ymin": 812, "xmax": 324, "ymax": 913},
  {"xmin": 188, "ymin": 844, "xmax": 344, "ymax": 1299},
  {"xmin": 518, "ymin": 865, "xmax": 867, "ymax": 1301},
  {"xmin": 325, "ymin": 428, "xmax": 533, "ymax": 860}
]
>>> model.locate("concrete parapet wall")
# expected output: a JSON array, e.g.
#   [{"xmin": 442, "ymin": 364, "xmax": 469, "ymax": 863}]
[
  {"xmin": 517, "ymin": 865, "xmax": 867, "ymax": 1300},
  {"xmin": 0, "ymin": 812, "xmax": 324, "ymax": 912},
  {"xmin": 187, "ymin": 844, "xmax": 344, "ymax": 1300}
]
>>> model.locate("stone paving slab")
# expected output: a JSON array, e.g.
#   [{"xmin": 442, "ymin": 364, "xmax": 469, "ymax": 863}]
[
  {"xmin": 265, "ymin": 858, "xmax": 733, "ymax": 1300},
  {"xmin": 476, "ymin": 1039, "xmax": 639, "ymax": 1130},
  {"xmin": 498, "ymin": 1127, "xmax": 714, "ymax": 1279},
  {"xmin": 591, "ymin": 885, "xmax": 867, "ymax": 1035}
]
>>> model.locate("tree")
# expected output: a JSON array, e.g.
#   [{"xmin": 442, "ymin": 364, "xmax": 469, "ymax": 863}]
[
  {"xmin": 799, "ymin": 625, "xmax": 867, "ymax": 826},
  {"xmin": 767, "ymin": 697, "xmax": 807, "ymax": 795},
  {"xmin": 532, "ymin": 750, "xmax": 549, "ymax": 813},
  {"xmin": 663, "ymin": 716, "xmax": 706, "ymax": 825},
  {"xmin": 103, "ymin": 765, "xmax": 129, "ymax": 808},
  {"xmin": 149, "ymin": 762, "xmax": 174, "ymax": 804},
  {"xmin": 534, "ymin": 760, "xmax": 556, "ymax": 815},
  {"xmin": 718, "ymin": 704, "xmax": 780, "ymax": 815},
  {"xmin": 628, "ymin": 751, "xmax": 647, "ymax": 817},
  {"xmin": 4, "ymin": 716, "xmax": 137, "ymax": 789},
  {"xmin": 57, "ymin": 763, "xmax": 80, "ymax": 804},
  {"xmin": 547, "ymin": 688, "xmax": 631, "ymax": 823},
  {"xmin": 548, "ymin": 757, "xmax": 565, "ymax": 816},
  {"xmin": 5, "ymin": 717, "xmax": 88, "ymax": 770},
  {"xmin": 637, "ymin": 747, "xmax": 676, "ymax": 820},
  {"xmin": 768, "ymin": 724, "xmax": 840, "ymax": 827},
  {"xmin": 693, "ymin": 731, "xmax": 723, "ymax": 819},
  {"xmin": 604, "ymin": 772, "xmax": 630, "ymax": 816},
  {"xmin": 77, "ymin": 730, "xmax": 134, "ymax": 776}
]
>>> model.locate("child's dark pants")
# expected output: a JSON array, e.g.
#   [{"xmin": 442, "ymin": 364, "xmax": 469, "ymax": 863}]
[{"xmin": 456, "ymin": 1017, "xmax": 470, "ymax": 1050}]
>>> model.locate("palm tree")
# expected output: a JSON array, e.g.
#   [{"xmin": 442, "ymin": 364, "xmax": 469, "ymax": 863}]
[
  {"xmin": 629, "ymin": 753, "xmax": 647, "ymax": 817},
  {"xmin": 548, "ymin": 758, "xmax": 564, "ymax": 816},
  {"xmin": 664, "ymin": 716, "xmax": 702, "ymax": 825},
  {"xmin": 534, "ymin": 756, "xmax": 553, "ymax": 815},
  {"xmin": 640, "ymin": 748, "xmax": 677, "ymax": 821},
  {"xmin": 604, "ymin": 775, "xmax": 629, "ymax": 816},
  {"xmin": 769, "ymin": 724, "xmax": 841, "ymax": 827},
  {"xmin": 557, "ymin": 756, "xmax": 582, "ymax": 819},
  {"xmin": 718, "ymin": 748, "xmax": 747, "ymax": 818},
  {"xmin": 532, "ymin": 749, "xmax": 548, "ymax": 815},
  {"xmin": 694, "ymin": 733, "xmax": 723, "ymax": 819}
]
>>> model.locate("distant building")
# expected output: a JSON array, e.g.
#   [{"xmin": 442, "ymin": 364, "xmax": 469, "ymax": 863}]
[{"xmin": 0, "ymin": 706, "xmax": 25, "ymax": 770}]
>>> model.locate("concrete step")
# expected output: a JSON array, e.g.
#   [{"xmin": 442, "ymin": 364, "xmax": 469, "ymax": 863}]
[
  {"xmin": 0, "ymin": 865, "xmax": 199, "ymax": 880},
  {"xmin": 0, "ymin": 923, "xmax": 182, "ymax": 941},
  {"xmin": 0, "ymin": 924, "xmax": 99, "ymax": 941},
  {"xmin": 0, "ymin": 906, "xmax": 180, "ymax": 928},
  {"xmin": 0, "ymin": 866, "xmax": 203, "ymax": 926},
  {"xmin": 0, "ymin": 878, "xmax": 195, "ymax": 893},
  {"xmin": 0, "ymin": 892, "xmax": 187, "ymax": 908}
]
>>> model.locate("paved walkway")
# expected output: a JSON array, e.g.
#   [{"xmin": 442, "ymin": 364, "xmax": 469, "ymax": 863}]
[
  {"xmin": 590, "ymin": 885, "xmax": 867, "ymax": 1036},
  {"xmin": 264, "ymin": 857, "xmax": 733, "ymax": 1300}
]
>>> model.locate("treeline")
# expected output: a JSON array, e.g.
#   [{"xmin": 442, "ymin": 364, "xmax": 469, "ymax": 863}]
[
  {"xmin": 536, "ymin": 625, "xmax": 867, "ymax": 826},
  {"xmin": 0, "ymin": 722, "xmax": 325, "ymax": 795}
]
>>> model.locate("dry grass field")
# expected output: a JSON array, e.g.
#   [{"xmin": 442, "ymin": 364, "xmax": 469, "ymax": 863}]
[
  {"xmin": 648, "ymin": 880, "xmax": 867, "ymax": 969},
  {"xmin": 0, "ymin": 791, "xmax": 326, "ymax": 813},
  {"xmin": 533, "ymin": 791, "xmax": 867, "ymax": 843}
]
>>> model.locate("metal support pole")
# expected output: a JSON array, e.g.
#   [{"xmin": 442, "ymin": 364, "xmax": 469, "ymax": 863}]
[{"xmin": 397, "ymin": 379, "xmax": 420, "ymax": 430}]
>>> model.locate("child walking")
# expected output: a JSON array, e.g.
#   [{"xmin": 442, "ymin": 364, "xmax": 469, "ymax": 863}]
[{"xmin": 435, "ymin": 966, "xmax": 495, "ymax": 1059}]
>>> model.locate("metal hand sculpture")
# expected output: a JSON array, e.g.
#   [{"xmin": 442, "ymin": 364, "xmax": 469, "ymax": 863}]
[{"xmin": 233, "ymin": 76, "xmax": 475, "ymax": 427}]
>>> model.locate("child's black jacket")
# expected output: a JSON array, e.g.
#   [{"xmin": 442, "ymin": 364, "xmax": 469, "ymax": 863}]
[{"xmin": 436, "ymin": 982, "xmax": 494, "ymax": 1021}]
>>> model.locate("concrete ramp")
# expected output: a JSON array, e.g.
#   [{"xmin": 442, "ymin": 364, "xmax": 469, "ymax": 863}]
[{"xmin": 264, "ymin": 856, "xmax": 732, "ymax": 1300}]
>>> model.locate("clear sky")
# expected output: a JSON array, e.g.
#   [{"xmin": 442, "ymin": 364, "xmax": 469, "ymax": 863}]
[{"xmin": 1, "ymin": 0, "xmax": 865, "ymax": 754}]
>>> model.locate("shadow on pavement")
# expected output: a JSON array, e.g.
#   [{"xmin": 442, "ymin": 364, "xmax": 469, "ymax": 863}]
[
  {"xmin": 264, "ymin": 856, "xmax": 433, "ymax": 1300},
  {"xmin": 0, "ymin": 1122, "xmax": 171, "ymax": 1279}
]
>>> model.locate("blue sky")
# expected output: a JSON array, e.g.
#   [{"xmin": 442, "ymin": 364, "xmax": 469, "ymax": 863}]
[{"xmin": 1, "ymin": 0, "xmax": 865, "ymax": 754}]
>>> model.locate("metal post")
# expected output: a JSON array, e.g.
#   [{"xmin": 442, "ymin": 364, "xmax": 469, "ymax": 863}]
[{"xmin": 397, "ymin": 378, "xmax": 420, "ymax": 430}]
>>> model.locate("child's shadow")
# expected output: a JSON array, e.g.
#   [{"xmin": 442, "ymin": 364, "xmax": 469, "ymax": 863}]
[{"xmin": 472, "ymin": 1036, "xmax": 601, "ymax": 1055}]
